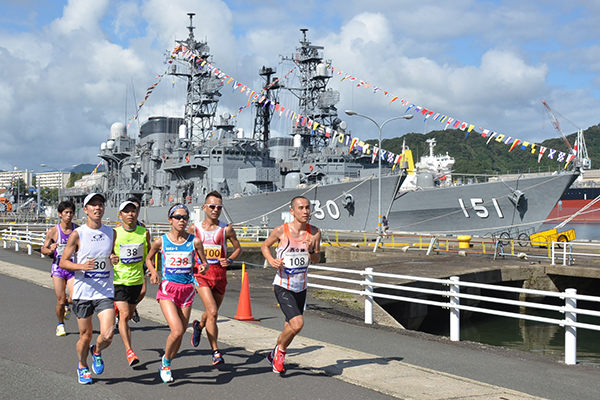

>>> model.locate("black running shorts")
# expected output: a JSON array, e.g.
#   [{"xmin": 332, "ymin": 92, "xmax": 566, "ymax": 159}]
[
  {"xmin": 114, "ymin": 284, "xmax": 143, "ymax": 304},
  {"xmin": 274, "ymin": 285, "xmax": 306, "ymax": 322}
]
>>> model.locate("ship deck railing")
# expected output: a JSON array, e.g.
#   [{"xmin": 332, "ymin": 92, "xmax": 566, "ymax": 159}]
[{"xmin": 307, "ymin": 263, "xmax": 600, "ymax": 365}]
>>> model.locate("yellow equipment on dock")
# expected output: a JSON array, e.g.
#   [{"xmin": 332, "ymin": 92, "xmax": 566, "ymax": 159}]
[{"xmin": 530, "ymin": 228, "xmax": 576, "ymax": 247}]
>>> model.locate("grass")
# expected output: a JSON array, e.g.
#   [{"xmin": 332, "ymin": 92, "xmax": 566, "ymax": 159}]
[{"xmin": 312, "ymin": 289, "xmax": 364, "ymax": 311}]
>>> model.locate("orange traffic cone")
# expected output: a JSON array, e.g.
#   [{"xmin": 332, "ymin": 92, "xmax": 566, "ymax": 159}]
[{"xmin": 234, "ymin": 272, "xmax": 259, "ymax": 322}]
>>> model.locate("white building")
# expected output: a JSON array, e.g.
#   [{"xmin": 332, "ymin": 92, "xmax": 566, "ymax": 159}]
[
  {"xmin": 36, "ymin": 171, "xmax": 71, "ymax": 189},
  {"xmin": 0, "ymin": 169, "xmax": 33, "ymax": 188}
]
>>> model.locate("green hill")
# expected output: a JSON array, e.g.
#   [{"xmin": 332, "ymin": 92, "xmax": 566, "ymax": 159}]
[{"xmin": 368, "ymin": 124, "xmax": 600, "ymax": 174}]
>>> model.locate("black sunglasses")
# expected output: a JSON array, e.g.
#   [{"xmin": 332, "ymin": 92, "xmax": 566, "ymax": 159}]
[
  {"xmin": 205, "ymin": 204, "xmax": 223, "ymax": 210},
  {"xmin": 171, "ymin": 215, "xmax": 189, "ymax": 221}
]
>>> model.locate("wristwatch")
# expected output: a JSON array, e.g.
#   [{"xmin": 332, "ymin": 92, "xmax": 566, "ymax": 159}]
[
  {"xmin": 308, "ymin": 249, "xmax": 315, "ymax": 254},
  {"xmin": 227, "ymin": 258, "xmax": 233, "ymax": 265}
]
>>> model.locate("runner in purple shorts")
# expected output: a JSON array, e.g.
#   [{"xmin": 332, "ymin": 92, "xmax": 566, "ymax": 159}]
[{"xmin": 42, "ymin": 200, "xmax": 77, "ymax": 337}]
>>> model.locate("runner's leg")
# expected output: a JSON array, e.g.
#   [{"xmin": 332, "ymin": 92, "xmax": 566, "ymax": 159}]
[
  {"xmin": 196, "ymin": 286, "xmax": 224, "ymax": 351},
  {"xmin": 160, "ymin": 300, "xmax": 192, "ymax": 360},
  {"xmin": 52, "ymin": 276, "xmax": 67, "ymax": 323},
  {"xmin": 76, "ymin": 316, "xmax": 93, "ymax": 368},
  {"xmin": 95, "ymin": 307, "xmax": 116, "ymax": 353}
]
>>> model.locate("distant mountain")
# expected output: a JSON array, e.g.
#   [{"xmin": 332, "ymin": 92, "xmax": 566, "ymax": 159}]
[
  {"xmin": 72, "ymin": 163, "xmax": 105, "ymax": 173},
  {"xmin": 367, "ymin": 123, "xmax": 600, "ymax": 174}
]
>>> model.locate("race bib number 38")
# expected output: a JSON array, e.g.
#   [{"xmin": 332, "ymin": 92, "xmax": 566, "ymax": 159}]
[
  {"xmin": 164, "ymin": 251, "xmax": 193, "ymax": 275},
  {"xmin": 283, "ymin": 252, "xmax": 309, "ymax": 275},
  {"xmin": 84, "ymin": 256, "xmax": 111, "ymax": 279},
  {"xmin": 204, "ymin": 244, "xmax": 222, "ymax": 264},
  {"xmin": 120, "ymin": 243, "xmax": 144, "ymax": 264}
]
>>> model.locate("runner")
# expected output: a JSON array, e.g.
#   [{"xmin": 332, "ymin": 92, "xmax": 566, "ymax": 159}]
[
  {"xmin": 60, "ymin": 193, "xmax": 116, "ymax": 385},
  {"xmin": 188, "ymin": 191, "xmax": 242, "ymax": 365},
  {"xmin": 114, "ymin": 196, "xmax": 146, "ymax": 327},
  {"xmin": 113, "ymin": 200, "xmax": 151, "ymax": 366},
  {"xmin": 145, "ymin": 203, "xmax": 208, "ymax": 383},
  {"xmin": 261, "ymin": 196, "xmax": 321, "ymax": 373},
  {"xmin": 41, "ymin": 200, "xmax": 77, "ymax": 337}
]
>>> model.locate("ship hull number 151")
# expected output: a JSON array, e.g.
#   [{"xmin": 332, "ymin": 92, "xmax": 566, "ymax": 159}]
[{"xmin": 458, "ymin": 198, "xmax": 504, "ymax": 219}]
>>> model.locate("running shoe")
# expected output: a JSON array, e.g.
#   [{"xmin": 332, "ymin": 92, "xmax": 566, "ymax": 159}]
[
  {"xmin": 212, "ymin": 350, "xmax": 224, "ymax": 365},
  {"xmin": 266, "ymin": 347, "xmax": 275, "ymax": 365},
  {"xmin": 64, "ymin": 305, "xmax": 71, "ymax": 320},
  {"xmin": 159, "ymin": 357, "xmax": 173, "ymax": 383},
  {"xmin": 126, "ymin": 349, "xmax": 140, "ymax": 367},
  {"xmin": 272, "ymin": 345, "xmax": 286, "ymax": 373},
  {"xmin": 56, "ymin": 323, "xmax": 66, "ymax": 337},
  {"xmin": 90, "ymin": 345, "xmax": 104, "ymax": 375},
  {"xmin": 191, "ymin": 319, "xmax": 202, "ymax": 347},
  {"xmin": 132, "ymin": 308, "xmax": 140, "ymax": 323},
  {"xmin": 77, "ymin": 366, "xmax": 92, "ymax": 384}
]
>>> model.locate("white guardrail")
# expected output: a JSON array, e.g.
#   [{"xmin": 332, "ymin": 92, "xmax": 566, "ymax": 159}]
[
  {"xmin": 307, "ymin": 265, "xmax": 600, "ymax": 365},
  {"xmin": 551, "ymin": 241, "xmax": 600, "ymax": 266}
]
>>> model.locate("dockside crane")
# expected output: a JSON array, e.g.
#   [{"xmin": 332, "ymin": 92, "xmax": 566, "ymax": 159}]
[{"xmin": 542, "ymin": 100, "xmax": 591, "ymax": 169}]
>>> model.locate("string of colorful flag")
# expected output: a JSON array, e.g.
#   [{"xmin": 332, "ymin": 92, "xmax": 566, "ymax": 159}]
[
  {"xmin": 170, "ymin": 45, "xmax": 408, "ymax": 166},
  {"xmin": 168, "ymin": 44, "xmax": 574, "ymax": 167},
  {"xmin": 126, "ymin": 71, "xmax": 168, "ymax": 129},
  {"xmin": 327, "ymin": 64, "xmax": 576, "ymax": 166}
]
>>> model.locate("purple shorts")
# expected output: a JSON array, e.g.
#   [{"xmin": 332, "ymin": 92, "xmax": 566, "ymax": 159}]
[{"xmin": 51, "ymin": 262, "xmax": 74, "ymax": 281}]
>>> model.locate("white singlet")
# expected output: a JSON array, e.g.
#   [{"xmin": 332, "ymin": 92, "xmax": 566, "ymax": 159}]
[{"xmin": 73, "ymin": 224, "xmax": 115, "ymax": 300}]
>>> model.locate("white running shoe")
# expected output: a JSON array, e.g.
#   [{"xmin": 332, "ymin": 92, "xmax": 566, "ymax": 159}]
[
  {"xmin": 159, "ymin": 365, "xmax": 173, "ymax": 383},
  {"xmin": 56, "ymin": 324, "xmax": 66, "ymax": 337}
]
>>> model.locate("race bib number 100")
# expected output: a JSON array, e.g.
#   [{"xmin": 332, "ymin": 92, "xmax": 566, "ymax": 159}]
[
  {"xmin": 283, "ymin": 252, "xmax": 309, "ymax": 275},
  {"xmin": 204, "ymin": 244, "xmax": 222, "ymax": 264},
  {"xmin": 165, "ymin": 251, "xmax": 193, "ymax": 275}
]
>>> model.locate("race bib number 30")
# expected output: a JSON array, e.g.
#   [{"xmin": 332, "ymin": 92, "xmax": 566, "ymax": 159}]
[
  {"xmin": 283, "ymin": 252, "xmax": 309, "ymax": 275},
  {"xmin": 84, "ymin": 256, "xmax": 111, "ymax": 279},
  {"xmin": 204, "ymin": 244, "xmax": 222, "ymax": 264},
  {"xmin": 165, "ymin": 251, "xmax": 193, "ymax": 275},
  {"xmin": 120, "ymin": 243, "xmax": 144, "ymax": 264}
]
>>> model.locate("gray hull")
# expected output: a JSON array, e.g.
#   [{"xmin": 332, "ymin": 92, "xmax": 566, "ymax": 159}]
[{"xmin": 108, "ymin": 171, "xmax": 577, "ymax": 237}]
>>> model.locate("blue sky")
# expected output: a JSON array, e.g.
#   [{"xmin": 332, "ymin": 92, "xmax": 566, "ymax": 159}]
[{"xmin": 1, "ymin": 0, "xmax": 600, "ymax": 172}]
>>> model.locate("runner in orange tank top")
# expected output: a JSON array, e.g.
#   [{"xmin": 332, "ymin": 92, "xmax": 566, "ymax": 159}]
[{"xmin": 261, "ymin": 195, "xmax": 321, "ymax": 373}]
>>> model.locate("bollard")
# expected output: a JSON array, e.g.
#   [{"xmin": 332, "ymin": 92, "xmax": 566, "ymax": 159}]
[
  {"xmin": 564, "ymin": 288, "xmax": 577, "ymax": 365},
  {"xmin": 449, "ymin": 276, "xmax": 460, "ymax": 341},
  {"xmin": 364, "ymin": 267, "xmax": 374, "ymax": 324},
  {"xmin": 482, "ymin": 242, "xmax": 486, "ymax": 254}
]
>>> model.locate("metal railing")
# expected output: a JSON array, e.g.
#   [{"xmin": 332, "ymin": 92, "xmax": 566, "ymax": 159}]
[
  {"xmin": 307, "ymin": 264, "xmax": 600, "ymax": 365},
  {"xmin": 1, "ymin": 225, "xmax": 48, "ymax": 256},
  {"xmin": 551, "ymin": 241, "xmax": 600, "ymax": 266}
]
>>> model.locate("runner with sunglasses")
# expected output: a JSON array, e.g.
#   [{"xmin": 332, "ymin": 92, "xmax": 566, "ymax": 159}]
[
  {"xmin": 145, "ymin": 203, "xmax": 208, "ymax": 383},
  {"xmin": 188, "ymin": 191, "xmax": 242, "ymax": 366}
]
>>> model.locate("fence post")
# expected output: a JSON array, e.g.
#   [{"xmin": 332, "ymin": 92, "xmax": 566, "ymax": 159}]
[
  {"xmin": 551, "ymin": 243, "xmax": 555, "ymax": 265},
  {"xmin": 563, "ymin": 244, "xmax": 567, "ymax": 266},
  {"xmin": 449, "ymin": 276, "xmax": 460, "ymax": 341},
  {"xmin": 564, "ymin": 288, "xmax": 577, "ymax": 365},
  {"xmin": 27, "ymin": 232, "xmax": 32, "ymax": 256},
  {"xmin": 364, "ymin": 267, "xmax": 374, "ymax": 324},
  {"xmin": 15, "ymin": 229, "xmax": 19, "ymax": 252}
]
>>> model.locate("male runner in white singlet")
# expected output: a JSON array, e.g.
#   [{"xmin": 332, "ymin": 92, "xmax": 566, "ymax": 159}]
[
  {"xmin": 261, "ymin": 196, "xmax": 321, "ymax": 373},
  {"xmin": 61, "ymin": 193, "xmax": 116, "ymax": 384}
]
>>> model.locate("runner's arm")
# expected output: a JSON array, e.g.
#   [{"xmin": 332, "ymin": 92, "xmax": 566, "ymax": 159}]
[
  {"xmin": 59, "ymin": 231, "xmax": 93, "ymax": 271},
  {"xmin": 145, "ymin": 237, "xmax": 162, "ymax": 284},
  {"xmin": 223, "ymin": 225, "xmax": 242, "ymax": 266},
  {"xmin": 308, "ymin": 228, "xmax": 322, "ymax": 264},
  {"xmin": 261, "ymin": 225, "xmax": 284, "ymax": 268},
  {"xmin": 41, "ymin": 226, "xmax": 57, "ymax": 256},
  {"xmin": 109, "ymin": 228, "xmax": 119, "ymax": 265},
  {"xmin": 193, "ymin": 237, "xmax": 208, "ymax": 273}
]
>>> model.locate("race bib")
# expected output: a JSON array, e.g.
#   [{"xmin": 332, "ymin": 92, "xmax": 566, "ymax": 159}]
[
  {"xmin": 164, "ymin": 251, "xmax": 193, "ymax": 275},
  {"xmin": 84, "ymin": 255, "xmax": 111, "ymax": 279},
  {"xmin": 204, "ymin": 244, "xmax": 222, "ymax": 264},
  {"xmin": 282, "ymin": 252, "xmax": 309, "ymax": 275},
  {"xmin": 120, "ymin": 243, "xmax": 144, "ymax": 264},
  {"xmin": 55, "ymin": 244, "xmax": 66, "ymax": 258}
]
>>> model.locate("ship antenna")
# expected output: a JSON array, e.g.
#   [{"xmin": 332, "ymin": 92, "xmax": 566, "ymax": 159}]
[
  {"xmin": 187, "ymin": 13, "xmax": 196, "ymax": 40},
  {"xmin": 300, "ymin": 28, "xmax": 308, "ymax": 44}
]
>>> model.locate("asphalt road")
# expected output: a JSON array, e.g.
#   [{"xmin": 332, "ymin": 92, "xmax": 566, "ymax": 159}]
[{"xmin": 2, "ymin": 247, "xmax": 600, "ymax": 399}]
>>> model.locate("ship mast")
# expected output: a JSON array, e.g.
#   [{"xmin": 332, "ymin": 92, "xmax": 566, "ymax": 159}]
[
  {"xmin": 281, "ymin": 29, "xmax": 340, "ymax": 150},
  {"xmin": 170, "ymin": 13, "xmax": 223, "ymax": 141},
  {"xmin": 252, "ymin": 66, "xmax": 281, "ymax": 148}
]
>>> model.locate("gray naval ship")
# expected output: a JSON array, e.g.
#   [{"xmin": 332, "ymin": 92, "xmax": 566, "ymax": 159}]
[{"xmin": 67, "ymin": 14, "xmax": 578, "ymax": 239}]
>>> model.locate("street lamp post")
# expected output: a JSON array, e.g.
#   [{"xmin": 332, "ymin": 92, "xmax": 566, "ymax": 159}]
[{"xmin": 345, "ymin": 110, "xmax": 413, "ymax": 252}]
